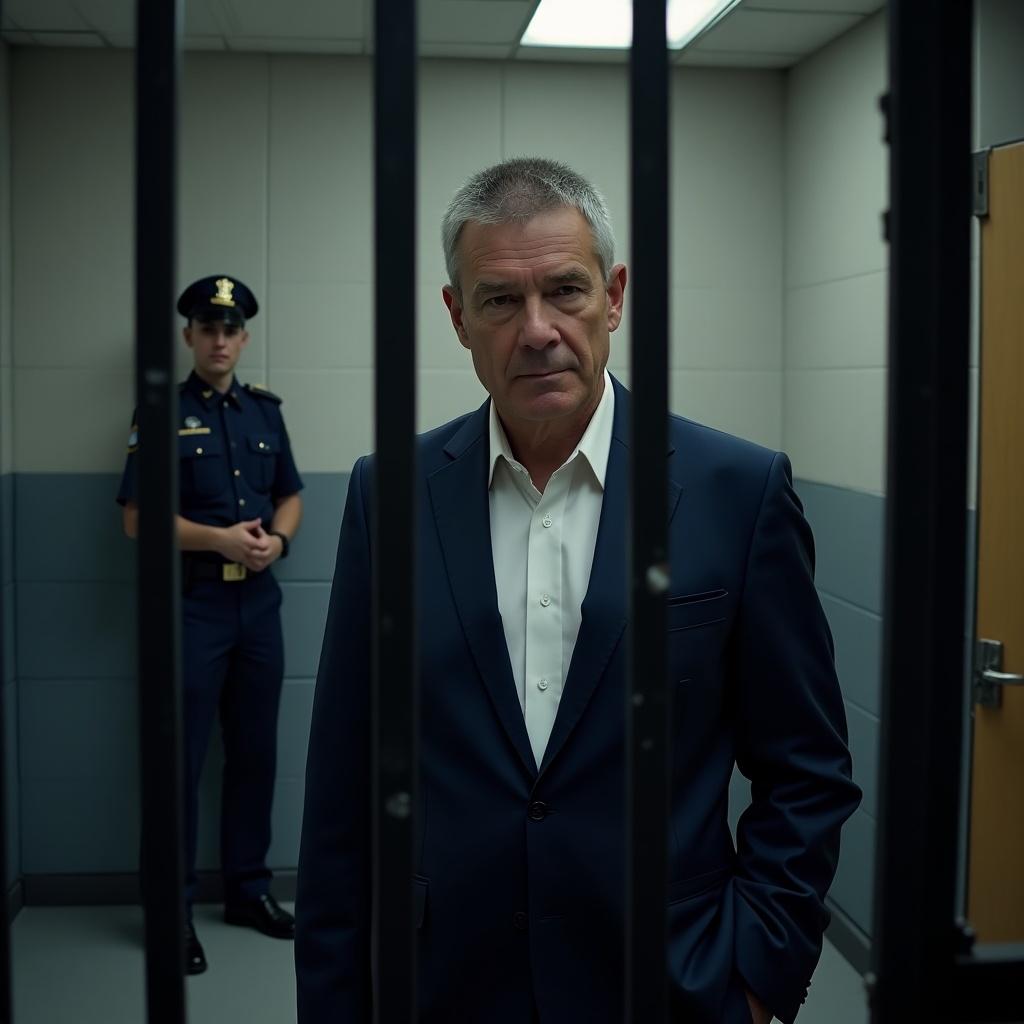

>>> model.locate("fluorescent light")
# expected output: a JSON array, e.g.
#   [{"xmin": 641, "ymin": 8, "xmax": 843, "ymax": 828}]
[{"xmin": 520, "ymin": 0, "xmax": 738, "ymax": 50}]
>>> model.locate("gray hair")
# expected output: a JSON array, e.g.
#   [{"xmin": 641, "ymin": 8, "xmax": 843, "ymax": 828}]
[{"xmin": 441, "ymin": 157, "xmax": 616, "ymax": 296}]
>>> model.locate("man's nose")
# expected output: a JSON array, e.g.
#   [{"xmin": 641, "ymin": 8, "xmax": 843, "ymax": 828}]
[{"xmin": 518, "ymin": 297, "xmax": 559, "ymax": 350}]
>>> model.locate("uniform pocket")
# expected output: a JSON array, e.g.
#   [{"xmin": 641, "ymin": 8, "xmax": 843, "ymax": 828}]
[
  {"xmin": 179, "ymin": 435, "xmax": 225, "ymax": 498},
  {"xmin": 244, "ymin": 432, "xmax": 280, "ymax": 492}
]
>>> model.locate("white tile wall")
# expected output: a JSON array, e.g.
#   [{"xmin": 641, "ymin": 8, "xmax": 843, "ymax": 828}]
[
  {"xmin": 10, "ymin": 49, "xmax": 786, "ymax": 472},
  {"xmin": 784, "ymin": 368, "xmax": 887, "ymax": 496},
  {"xmin": 671, "ymin": 369, "xmax": 782, "ymax": 450},
  {"xmin": 782, "ymin": 13, "xmax": 889, "ymax": 492},
  {"xmin": 14, "ymin": 368, "xmax": 134, "ymax": 474},
  {"xmin": 11, "ymin": 50, "xmax": 135, "ymax": 373},
  {"xmin": 783, "ymin": 14, "xmax": 888, "ymax": 291}
]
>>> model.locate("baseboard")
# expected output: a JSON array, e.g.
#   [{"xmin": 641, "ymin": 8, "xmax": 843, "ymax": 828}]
[
  {"xmin": 20, "ymin": 871, "xmax": 297, "ymax": 907},
  {"xmin": 826, "ymin": 898, "xmax": 872, "ymax": 976},
  {"xmin": 6, "ymin": 878, "xmax": 23, "ymax": 922}
]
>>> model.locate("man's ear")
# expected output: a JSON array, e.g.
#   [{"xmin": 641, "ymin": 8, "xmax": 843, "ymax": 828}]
[
  {"xmin": 442, "ymin": 285, "xmax": 472, "ymax": 349},
  {"xmin": 605, "ymin": 264, "xmax": 627, "ymax": 333},
  {"xmin": 183, "ymin": 325, "xmax": 194, "ymax": 350},
  {"xmin": 239, "ymin": 328, "xmax": 250, "ymax": 351}
]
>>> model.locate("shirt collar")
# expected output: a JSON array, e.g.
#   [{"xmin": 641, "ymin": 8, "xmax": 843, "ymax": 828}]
[
  {"xmin": 185, "ymin": 370, "xmax": 240, "ymax": 408},
  {"xmin": 487, "ymin": 370, "xmax": 615, "ymax": 490}
]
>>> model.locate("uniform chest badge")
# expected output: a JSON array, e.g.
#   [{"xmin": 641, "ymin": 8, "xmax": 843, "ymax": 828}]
[{"xmin": 185, "ymin": 416, "xmax": 202, "ymax": 429}]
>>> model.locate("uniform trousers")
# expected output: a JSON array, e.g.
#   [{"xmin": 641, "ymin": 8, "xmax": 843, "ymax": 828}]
[{"xmin": 181, "ymin": 568, "xmax": 284, "ymax": 910}]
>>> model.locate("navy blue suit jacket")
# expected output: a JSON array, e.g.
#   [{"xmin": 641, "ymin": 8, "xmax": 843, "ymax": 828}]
[{"xmin": 296, "ymin": 377, "xmax": 860, "ymax": 1023}]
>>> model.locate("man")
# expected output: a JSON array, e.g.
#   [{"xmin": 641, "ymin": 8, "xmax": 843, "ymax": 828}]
[
  {"xmin": 119, "ymin": 275, "xmax": 303, "ymax": 975},
  {"xmin": 296, "ymin": 159, "xmax": 860, "ymax": 1023}
]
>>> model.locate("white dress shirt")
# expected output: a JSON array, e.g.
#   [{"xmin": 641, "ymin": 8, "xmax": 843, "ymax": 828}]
[{"xmin": 488, "ymin": 372, "xmax": 614, "ymax": 768}]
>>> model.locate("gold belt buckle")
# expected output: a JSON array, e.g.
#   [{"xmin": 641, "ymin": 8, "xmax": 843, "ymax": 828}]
[{"xmin": 222, "ymin": 563, "xmax": 247, "ymax": 582}]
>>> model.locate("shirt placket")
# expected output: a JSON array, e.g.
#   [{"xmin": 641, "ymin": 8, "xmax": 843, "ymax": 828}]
[
  {"xmin": 523, "ymin": 464, "xmax": 571, "ymax": 768},
  {"xmin": 215, "ymin": 395, "xmax": 242, "ymax": 523}
]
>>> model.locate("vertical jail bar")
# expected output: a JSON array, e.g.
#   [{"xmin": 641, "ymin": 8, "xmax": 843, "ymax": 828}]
[
  {"xmin": 870, "ymin": 0, "xmax": 972, "ymax": 1020},
  {"xmin": 626, "ymin": 0, "xmax": 671, "ymax": 1021},
  {"xmin": 372, "ymin": 0, "xmax": 418, "ymax": 1020},
  {"xmin": 135, "ymin": 0, "xmax": 187, "ymax": 1019},
  {"xmin": 0, "ymin": 0, "xmax": 13, "ymax": 1010}
]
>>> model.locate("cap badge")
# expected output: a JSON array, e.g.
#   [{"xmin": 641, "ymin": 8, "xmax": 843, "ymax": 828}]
[
  {"xmin": 184, "ymin": 416, "xmax": 202, "ymax": 429},
  {"xmin": 210, "ymin": 277, "xmax": 236, "ymax": 308}
]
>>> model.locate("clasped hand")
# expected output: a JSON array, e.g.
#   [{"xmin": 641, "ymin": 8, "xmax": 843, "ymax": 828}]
[{"xmin": 218, "ymin": 519, "xmax": 281, "ymax": 572}]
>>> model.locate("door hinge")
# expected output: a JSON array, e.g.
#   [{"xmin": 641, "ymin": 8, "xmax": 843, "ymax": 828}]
[
  {"xmin": 972, "ymin": 149, "xmax": 990, "ymax": 218},
  {"xmin": 974, "ymin": 638, "xmax": 1024, "ymax": 708}
]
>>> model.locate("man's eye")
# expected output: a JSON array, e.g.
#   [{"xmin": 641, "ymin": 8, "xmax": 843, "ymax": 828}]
[
  {"xmin": 486, "ymin": 295, "xmax": 514, "ymax": 308},
  {"xmin": 553, "ymin": 285, "xmax": 581, "ymax": 297}
]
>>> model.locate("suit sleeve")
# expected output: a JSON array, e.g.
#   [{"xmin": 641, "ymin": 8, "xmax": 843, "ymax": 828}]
[
  {"xmin": 295, "ymin": 456, "xmax": 373, "ymax": 1023},
  {"xmin": 730, "ymin": 452, "xmax": 862, "ymax": 1024}
]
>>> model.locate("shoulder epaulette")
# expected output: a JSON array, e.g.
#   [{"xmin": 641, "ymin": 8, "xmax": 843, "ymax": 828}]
[{"xmin": 244, "ymin": 382, "xmax": 283, "ymax": 404}]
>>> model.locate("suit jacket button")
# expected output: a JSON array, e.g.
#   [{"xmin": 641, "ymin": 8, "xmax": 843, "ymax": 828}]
[
  {"xmin": 512, "ymin": 912, "xmax": 528, "ymax": 931},
  {"xmin": 528, "ymin": 801, "xmax": 548, "ymax": 822}
]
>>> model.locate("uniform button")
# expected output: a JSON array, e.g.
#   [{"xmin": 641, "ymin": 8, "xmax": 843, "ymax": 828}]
[
  {"xmin": 540, "ymin": 594, "xmax": 551, "ymax": 607},
  {"xmin": 527, "ymin": 801, "xmax": 548, "ymax": 822},
  {"xmin": 538, "ymin": 678, "xmax": 549, "ymax": 691},
  {"xmin": 238, "ymin": 498, "xmax": 246, "ymax": 506},
  {"xmin": 258, "ymin": 441, "xmax": 267, "ymax": 449},
  {"xmin": 195, "ymin": 447, "xmax": 203, "ymax": 455},
  {"xmin": 512, "ymin": 912, "xmax": 528, "ymax": 931},
  {"xmin": 234, "ymin": 469, "xmax": 241, "ymax": 477},
  {"xmin": 542, "ymin": 516, "xmax": 553, "ymax": 528}
]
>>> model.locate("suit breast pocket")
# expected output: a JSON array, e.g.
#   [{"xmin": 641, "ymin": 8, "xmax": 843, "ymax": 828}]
[{"xmin": 666, "ymin": 589, "xmax": 728, "ymax": 633}]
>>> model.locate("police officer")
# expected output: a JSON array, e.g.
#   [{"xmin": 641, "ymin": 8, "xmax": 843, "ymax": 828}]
[{"xmin": 117, "ymin": 275, "xmax": 304, "ymax": 975}]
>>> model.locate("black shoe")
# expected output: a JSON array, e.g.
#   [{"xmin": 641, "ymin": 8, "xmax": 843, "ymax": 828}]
[
  {"xmin": 185, "ymin": 922, "xmax": 208, "ymax": 975},
  {"xmin": 224, "ymin": 893, "xmax": 295, "ymax": 939}
]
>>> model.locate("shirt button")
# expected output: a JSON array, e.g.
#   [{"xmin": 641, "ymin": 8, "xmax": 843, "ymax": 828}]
[
  {"xmin": 542, "ymin": 516, "xmax": 552, "ymax": 528},
  {"xmin": 238, "ymin": 498, "xmax": 246, "ymax": 506},
  {"xmin": 234, "ymin": 469, "xmax": 241, "ymax": 477},
  {"xmin": 512, "ymin": 912, "xmax": 528, "ymax": 931},
  {"xmin": 527, "ymin": 801, "xmax": 548, "ymax": 822},
  {"xmin": 538, "ymin": 678, "xmax": 549, "ymax": 691},
  {"xmin": 540, "ymin": 594, "xmax": 551, "ymax": 607}
]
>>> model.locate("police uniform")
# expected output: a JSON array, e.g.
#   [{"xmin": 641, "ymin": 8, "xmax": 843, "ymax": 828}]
[{"xmin": 117, "ymin": 276, "xmax": 303, "ymax": 943}]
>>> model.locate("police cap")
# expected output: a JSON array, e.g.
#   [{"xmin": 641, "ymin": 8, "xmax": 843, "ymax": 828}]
[{"xmin": 177, "ymin": 275, "xmax": 259, "ymax": 326}]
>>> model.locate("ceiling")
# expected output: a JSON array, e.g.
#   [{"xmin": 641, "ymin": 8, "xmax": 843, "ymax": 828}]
[{"xmin": 0, "ymin": 0, "xmax": 884, "ymax": 68}]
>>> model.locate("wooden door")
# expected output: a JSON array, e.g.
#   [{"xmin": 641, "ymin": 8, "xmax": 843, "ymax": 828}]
[{"xmin": 968, "ymin": 140, "xmax": 1024, "ymax": 941}]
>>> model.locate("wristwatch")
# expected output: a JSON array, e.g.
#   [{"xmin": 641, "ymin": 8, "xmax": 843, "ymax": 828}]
[{"xmin": 269, "ymin": 530, "xmax": 290, "ymax": 559}]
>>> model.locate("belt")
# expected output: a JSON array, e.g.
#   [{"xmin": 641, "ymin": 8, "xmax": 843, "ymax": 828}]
[{"xmin": 185, "ymin": 559, "xmax": 249, "ymax": 583}]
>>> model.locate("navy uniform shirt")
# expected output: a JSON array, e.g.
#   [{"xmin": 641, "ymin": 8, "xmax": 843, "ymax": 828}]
[{"xmin": 117, "ymin": 371, "xmax": 303, "ymax": 528}]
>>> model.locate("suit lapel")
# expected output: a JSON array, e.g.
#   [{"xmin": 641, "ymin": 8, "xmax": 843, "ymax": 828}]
[
  {"xmin": 539, "ymin": 378, "xmax": 683, "ymax": 776},
  {"xmin": 427, "ymin": 404, "xmax": 537, "ymax": 777}
]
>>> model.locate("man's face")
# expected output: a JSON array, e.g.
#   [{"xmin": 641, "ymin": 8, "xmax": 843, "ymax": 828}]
[
  {"xmin": 184, "ymin": 317, "xmax": 249, "ymax": 378},
  {"xmin": 443, "ymin": 207, "xmax": 626, "ymax": 435}
]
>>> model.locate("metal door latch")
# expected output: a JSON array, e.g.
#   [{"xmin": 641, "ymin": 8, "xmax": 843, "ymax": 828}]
[{"xmin": 974, "ymin": 638, "xmax": 1024, "ymax": 709}]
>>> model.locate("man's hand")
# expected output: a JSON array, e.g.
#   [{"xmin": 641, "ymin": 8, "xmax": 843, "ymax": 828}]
[
  {"xmin": 216, "ymin": 519, "xmax": 278, "ymax": 571},
  {"xmin": 745, "ymin": 989, "xmax": 772, "ymax": 1024}
]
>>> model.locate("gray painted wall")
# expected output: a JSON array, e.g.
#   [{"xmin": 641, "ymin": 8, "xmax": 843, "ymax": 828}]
[{"xmin": 14, "ymin": 471, "xmax": 346, "ymax": 877}]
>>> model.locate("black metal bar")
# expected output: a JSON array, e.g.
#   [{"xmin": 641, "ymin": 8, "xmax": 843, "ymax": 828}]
[
  {"xmin": 135, "ymin": 1, "xmax": 186, "ymax": 1020},
  {"xmin": 372, "ymin": 0, "xmax": 418, "ymax": 1019},
  {"xmin": 0, "ymin": 0, "xmax": 13, "ymax": 1010},
  {"xmin": 626, "ymin": 0, "xmax": 670, "ymax": 1021},
  {"xmin": 870, "ymin": 1, "xmax": 973, "ymax": 1020},
  {"xmin": 952, "ymin": 946, "xmax": 1024, "ymax": 1022}
]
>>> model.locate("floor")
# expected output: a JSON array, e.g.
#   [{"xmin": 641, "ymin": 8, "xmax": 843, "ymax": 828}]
[{"xmin": 10, "ymin": 904, "xmax": 869, "ymax": 1023}]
